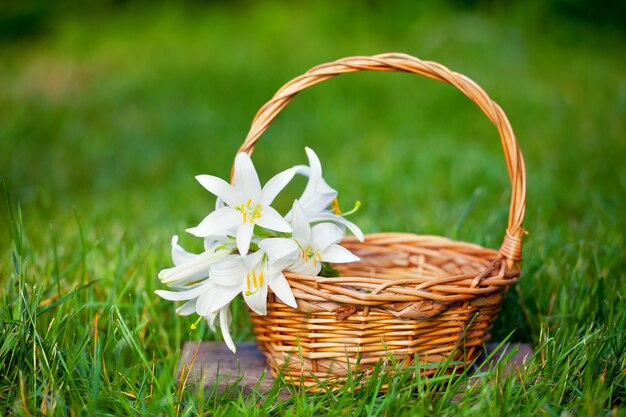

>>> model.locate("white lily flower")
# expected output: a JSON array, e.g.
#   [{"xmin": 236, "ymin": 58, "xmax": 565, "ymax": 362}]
[
  {"xmin": 156, "ymin": 243, "xmax": 238, "ymax": 353},
  {"xmin": 260, "ymin": 200, "xmax": 360, "ymax": 276},
  {"xmin": 198, "ymin": 251, "xmax": 297, "ymax": 318},
  {"xmin": 292, "ymin": 147, "xmax": 364, "ymax": 241},
  {"xmin": 186, "ymin": 152, "xmax": 296, "ymax": 256},
  {"xmin": 158, "ymin": 235, "xmax": 232, "ymax": 287}
]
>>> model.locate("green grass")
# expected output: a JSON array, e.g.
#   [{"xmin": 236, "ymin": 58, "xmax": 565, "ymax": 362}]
[{"xmin": 1, "ymin": 1, "xmax": 625, "ymax": 415}]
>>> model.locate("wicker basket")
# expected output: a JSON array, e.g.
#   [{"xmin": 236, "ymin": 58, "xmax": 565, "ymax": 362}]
[{"xmin": 234, "ymin": 53, "xmax": 526, "ymax": 388}]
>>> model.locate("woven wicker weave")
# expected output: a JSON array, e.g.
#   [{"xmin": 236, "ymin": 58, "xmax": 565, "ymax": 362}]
[{"xmin": 234, "ymin": 53, "xmax": 526, "ymax": 388}]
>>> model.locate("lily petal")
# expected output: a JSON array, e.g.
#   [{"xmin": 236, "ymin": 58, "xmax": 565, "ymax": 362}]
[
  {"xmin": 159, "ymin": 250, "xmax": 231, "ymax": 286},
  {"xmin": 195, "ymin": 174, "xmax": 242, "ymax": 207},
  {"xmin": 315, "ymin": 177, "xmax": 337, "ymax": 196},
  {"xmin": 292, "ymin": 164, "xmax": 310, "ymax": 177},
  {"xmin": 219, "ymin": 306, "xmax": 236, "ymax": 353},
  {"xmin": 215, "ymin": 197, "xmax": 227, "ymax": 209},
  {"xmin": 167, "ymin": 279, "xmax": 206, "ymax": 292},
  {"xmin": 176, "ymin": 300, "xmax": 197, "ymax": 316},
  {"xmin": 158, "ymin": 264, "xmax": 208, "ymax": 287},
  {"xmin": 242, "ymin": 278, "xmax": 269, "ymax": 315},
  {"xmin": 299, "ymin": 147, "xmax": 338, "ymax": 213},
  {"xmin": 204, "ymin": 237, "xmax": 221, "ymax": 252},
  {"xmin": 236, "ymin": 222, "xmax": 255, "ymax": 256},
  {"xmin": 205, "ymin": 312, "xmax": 218, "ymax": 331},
  {"xmin": 310, "ymin": 222, "xmax": 345, "ymax": 251},
  {"xmin": 310, "ymin": 212, "xmax": 365, "ymax": 242},
  {"xmin": 256, "ymin": 206, "xmax": 292, "ymax": 233},
  {"xmin": 289, "ymin": 200, "xmax": 310, "ymax": 241},
  {"xmin": 321, "ymin": 244, "xmax": 360, "ymax": 263},
  {"xmin": 233, "ymin": 153, "xmax": 262, "ymax": 203},
  {"xmin": 203, "ymin": 230, "xmax": 236, "ymax": 251},
  {"xmin": 301, "ymin": 178, "xmax": 337, "ymax": 214},
  {"xmin": 155, "ymin": 281, "xmax": 212, "ymax": 301},
  {"xmin": 261, "ymin": 167, "xmax": 296, "ymax": 206},
  {"xmin": 287, "ymin": 258, "xmax": 321, "ymax": 276},
  {"xmin": 269, "ymin": 257, "xmax": 296, "ymax": 272},
  {"xmin": 304, "ymin": 147, "xmax": 322, "ymax": 183},
  {"xmin": 186, "ymin": 207, "xmax": 242, "ymax": 237},
  {"xmin": 171, "ymin": 235, "xmax": 198, "ymax": 266},
  {"xmin": 258, "ymin": 238, "xmax": 298, "ymax": 264},
  {"xmin": 287, "ymin": 149, "xmax": 337, "ymax": 219},
  {"xmin": 195, "ymin": 284, "xmax": 241, "ymax": 316},
  {"xmin": 241, "ymin": 250, "xmax": 265, "ymax": 270},
  {"xmin": 268, "ymin": 272, "xmax": 298, "ymax": 308},
  {"xmin": 209, "ymin": 255, "xmax": 246, "ymax": 286}
]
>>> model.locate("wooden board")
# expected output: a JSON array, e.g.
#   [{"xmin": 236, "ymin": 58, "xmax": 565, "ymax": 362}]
[{"xmin": 178, "ymin": 342, "xmax": 534, "ymax": 396}]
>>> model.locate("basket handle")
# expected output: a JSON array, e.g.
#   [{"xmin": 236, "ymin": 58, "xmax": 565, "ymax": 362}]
[{"xmin": 235, "ymin": 53, "xmax": 526, "ymax": 266}]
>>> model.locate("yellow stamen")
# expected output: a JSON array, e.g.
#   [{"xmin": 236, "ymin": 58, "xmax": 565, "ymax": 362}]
[
  {"xmin": 341, "ymin": 200, "xmax": 362, "ymax": 217},
  {"xmin": 190, "ymin": 316, "xmax": 203, "ymax": 330},
  {"xmin": 246, "ymin": 273, "xmax": 251, "ymax": 292},
  {"xmin": 259, "ymin": 272, "xmax": 264, "ymax": 287},
  {"xmin": 332, "ymin": 198, "xmax": 341, "ymax": 215},
  {"xmin": 247, "ymin": 198, "xmax": 252, "ymax": 207},
  {"xmin": 243, "ymin": 212, "xmax": 247, "ymax": 223},
  {"xmin": 252, "ymin": 270, "xmax": 258, "ymax": 288}
]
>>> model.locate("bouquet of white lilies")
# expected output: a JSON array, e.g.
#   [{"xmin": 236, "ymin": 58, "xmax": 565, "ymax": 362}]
[{"xmin": 156, "ymin": 148, "xmax": 364, "ymax": 352}]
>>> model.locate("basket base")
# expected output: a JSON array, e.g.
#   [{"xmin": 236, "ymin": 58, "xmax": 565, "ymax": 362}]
[{"xmin": 178, "ymin": 341, "xmax": 533, "ymax": 395}]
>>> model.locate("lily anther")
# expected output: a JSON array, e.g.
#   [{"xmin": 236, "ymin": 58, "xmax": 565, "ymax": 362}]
[
  {"xmin": 245, "ymin": 269, "xmax": 265, "ymax": 296},
  {"xmin": 236, "ymin": 198, "xmax": 263, "ymax": 224}
]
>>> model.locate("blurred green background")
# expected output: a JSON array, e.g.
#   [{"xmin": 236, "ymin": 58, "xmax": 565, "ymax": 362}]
[
  {"xmin": 2, "ymin": 0, "xmax": 624, "ymax": 244},
  {"xmin": 1, "ymin": 0, "xmax": 625, "ymax": 414}
]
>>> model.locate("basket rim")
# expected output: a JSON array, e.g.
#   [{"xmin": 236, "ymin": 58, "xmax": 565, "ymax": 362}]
[{"xmin": 274, "ymin": 232, "xmax": 517, "ymax": 308}]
